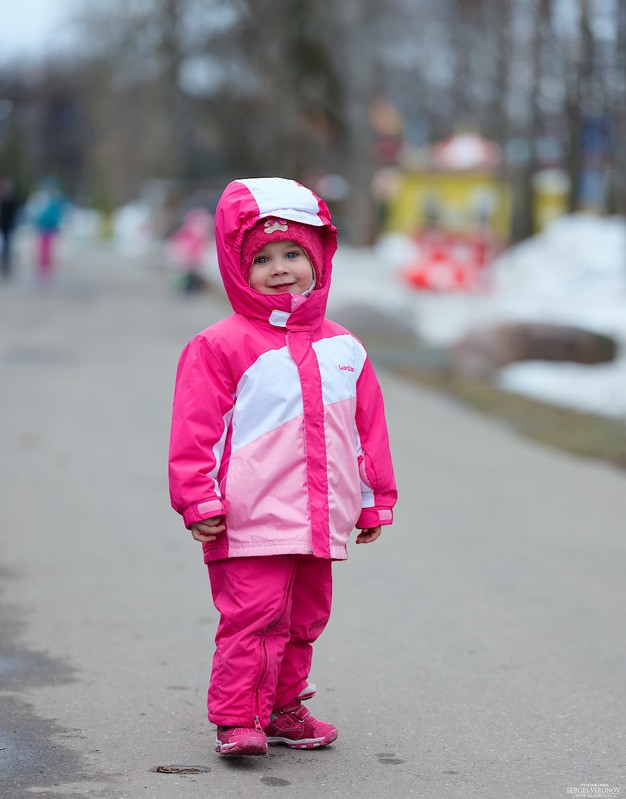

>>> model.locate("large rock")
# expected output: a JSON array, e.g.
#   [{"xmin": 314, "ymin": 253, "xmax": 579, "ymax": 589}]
[{"xmin": 448, "ymin": 322, "xmax": 618, "ymax": 377}]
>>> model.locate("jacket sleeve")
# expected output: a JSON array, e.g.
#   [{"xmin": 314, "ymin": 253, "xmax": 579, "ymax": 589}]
[
  {"xmin": 354, "ymin": 355, "xmax": 397, "ymax": 529},
  {"xmin": 169, "ymin": 335, "xmax": 235, "ymax": 528}
]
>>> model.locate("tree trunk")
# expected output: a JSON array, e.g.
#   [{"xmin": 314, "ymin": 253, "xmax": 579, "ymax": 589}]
[{"xmin": 333, "ymin": 0, "xmax": 379, "ymax": 245}]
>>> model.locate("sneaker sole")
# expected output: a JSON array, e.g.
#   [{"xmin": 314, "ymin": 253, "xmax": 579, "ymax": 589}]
[
  {"xmin": 215, "ymin": 740, "xmax": 268, "ymax": 756},
  {"xmin": 267, "ymin": 729, "xmax": 338, "ymax": 750},
  {"xmin": 297, "ymin": 682, "xmax": 317, "ymax": 701}
]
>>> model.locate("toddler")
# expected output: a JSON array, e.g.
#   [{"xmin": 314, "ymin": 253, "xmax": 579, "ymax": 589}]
[
  {"xmin": 166, "ymin": 208, "xmax": 213, "ymax": 293},
  {"xmin": 169, "ymin": 177, "xmax": 397, "ymax": 756}
]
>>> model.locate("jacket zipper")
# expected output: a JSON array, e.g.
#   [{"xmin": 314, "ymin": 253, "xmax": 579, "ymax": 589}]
[{"xmin": 253, "ymin": 557, "xmax": 298, "ymax": 727}]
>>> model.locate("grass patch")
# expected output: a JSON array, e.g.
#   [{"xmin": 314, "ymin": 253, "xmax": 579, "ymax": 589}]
[{"xmin": 393, "ymin": 363, "xmax": 626, "ymax": 470}]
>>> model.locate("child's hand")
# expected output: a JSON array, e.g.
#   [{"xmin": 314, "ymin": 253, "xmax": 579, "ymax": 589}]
[
  {"xmin": 355, "ymin": 526, "xmax": 382, "ymax": 544},
  {"xmin": 190, "ymin": 516, "xmax": 226, "ymax": 543}
]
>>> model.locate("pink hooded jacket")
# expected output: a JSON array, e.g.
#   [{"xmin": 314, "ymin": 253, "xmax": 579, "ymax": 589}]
[{"xmin": 169, "ymin": 178, "xmax": 397, "ymax": 563}]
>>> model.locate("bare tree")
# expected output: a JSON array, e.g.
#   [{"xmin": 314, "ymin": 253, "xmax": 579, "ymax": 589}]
[{"xmin": 4, "ymin": 0, "xmax": 623, "ymax": 241}]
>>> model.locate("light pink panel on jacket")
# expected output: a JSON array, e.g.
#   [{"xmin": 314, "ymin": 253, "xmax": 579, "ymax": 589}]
[
  {"xmin": 324, "ymin": 397, "xmax": 362, "ymax": 554},
  {"xmin": 224, "ymin": 415, "xmax": 314, "ymax": 557}
]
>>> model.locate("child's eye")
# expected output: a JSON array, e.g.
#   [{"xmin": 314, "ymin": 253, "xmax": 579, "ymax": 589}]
[
  {"xmin": 285, "ymin": 251, "xmax": 299, "ymax": 259},
  {"xmin": 253, "ymin": 255, "xmax": 269, "ymax": 264}
]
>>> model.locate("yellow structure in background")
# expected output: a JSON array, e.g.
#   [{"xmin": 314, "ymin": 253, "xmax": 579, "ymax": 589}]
[
  {"xmin": 385, "ymin": 170, "xmax": 513, "ymax": 242},
  {"xmin": 532, "ymin": 169, "xmax": 571, "ymax": 233}
]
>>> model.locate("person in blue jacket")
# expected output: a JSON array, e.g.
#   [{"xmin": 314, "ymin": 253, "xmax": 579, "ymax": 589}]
[{"xmin": 29, "ymin": 176, "xmax": 68, "ymax": 280}]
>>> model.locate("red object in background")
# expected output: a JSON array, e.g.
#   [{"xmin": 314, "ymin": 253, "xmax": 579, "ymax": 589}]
[{"xmin": 401, "ymin": 230, "xmax": 493, "ymax": 293}]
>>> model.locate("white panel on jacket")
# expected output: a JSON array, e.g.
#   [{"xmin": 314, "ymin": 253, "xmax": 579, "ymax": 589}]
[
  {"xmin": 238, "ymin": 178, "xmax": 324, "ymax": 227},
  {"xmin": 313, "ymin": 335, "xmax": 367, "ymax": 406},
  {"xmin": 232, "ymin": 347, "xmax": 303, "ymax": 451},
  {"xmin": 203, "ymin": 407, "xmax": 233, "ymax": 495}
]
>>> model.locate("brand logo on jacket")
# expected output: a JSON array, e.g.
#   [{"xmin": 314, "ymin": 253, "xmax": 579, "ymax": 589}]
[{"xmin": 338, "ymin": 364, "xmax": 354, "ymax": 372}]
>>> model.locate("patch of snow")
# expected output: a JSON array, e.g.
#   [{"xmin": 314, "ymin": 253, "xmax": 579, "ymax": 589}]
[
  {"xmin": 332, "ymin": 214, "xmax": 626, "ymax": 419},
  {"xmin": 497, "ymin": 357, "xmax": 626, "ymax": 420}
]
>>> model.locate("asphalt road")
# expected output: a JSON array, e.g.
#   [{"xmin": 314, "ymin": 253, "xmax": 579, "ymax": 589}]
[{"xmin": 1, "ymin": 240, "xmax": 625, "ymax": 799}]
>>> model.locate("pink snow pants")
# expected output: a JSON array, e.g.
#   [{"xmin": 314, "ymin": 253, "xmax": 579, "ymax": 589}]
[
  {"xmin": 206, "ymin": 554, "xmax": 332, "ymax": 728},
  {"xmin": 38, "ymin": 231, "xmax": 55, "ymax": 275}
]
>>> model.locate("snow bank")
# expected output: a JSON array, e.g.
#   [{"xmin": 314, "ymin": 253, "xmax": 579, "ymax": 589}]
[{"xmin": 332, "ymin": 214, "xmax": 626, "ymax": 419}]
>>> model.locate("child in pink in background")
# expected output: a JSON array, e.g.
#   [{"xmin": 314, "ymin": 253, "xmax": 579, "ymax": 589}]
[
  {"xmin": 167, "ymin": 208, "xmax": 213, "ymax": 293},
  {"xmin": 29, "ymin": 176, "xmax": 68, "ymax": 281},
  {"xmin": 169, "ymin": 177, "xmax": 397, "ymax": 757}
]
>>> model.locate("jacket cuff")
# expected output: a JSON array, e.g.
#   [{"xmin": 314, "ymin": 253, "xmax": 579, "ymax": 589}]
[
  {"xmin": 182, "ymin": 499, "xmax": 225, "ymax": 529},
  {"xmin": 356, "ymin": 507, "xmax": 394, "ymax": 529}
]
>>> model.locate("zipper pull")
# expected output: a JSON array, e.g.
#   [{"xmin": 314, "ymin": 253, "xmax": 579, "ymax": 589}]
[{"xmin": 254, "ymin": 715, "xmax": 263, "ymax": 732}]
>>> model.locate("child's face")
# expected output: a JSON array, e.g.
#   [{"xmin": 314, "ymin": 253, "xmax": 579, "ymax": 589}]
[{"xmin": 248, "ymin": 240, "xmax": 314, "ymax": 295}]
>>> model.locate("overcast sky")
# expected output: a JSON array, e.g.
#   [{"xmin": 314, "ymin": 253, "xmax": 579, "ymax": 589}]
[{"xmin": 0, "ymin": 0, "xmax": 76, "ymax": 59}]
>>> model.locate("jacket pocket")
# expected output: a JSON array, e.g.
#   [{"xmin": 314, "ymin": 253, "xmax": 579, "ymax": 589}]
[
  {"xmin": 219, "ymin": 476, "xmax": 229, "ymax": 516},
  {"xmin": 358, "ymin": 452, "xmax": 377, "ymax": 491}
]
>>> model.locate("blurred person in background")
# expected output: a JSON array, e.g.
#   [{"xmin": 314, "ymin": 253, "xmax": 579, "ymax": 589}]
[
  {"xmin": 0, "ymin": 177, "xmax": 20, "ymax": 280},
  {"xmin": 27, "ymin": 176, "xmax": 69, "ymax": 281},
  {"xmin": 166, "ymin": 207, "xmax": 213, "ymax": 293}
]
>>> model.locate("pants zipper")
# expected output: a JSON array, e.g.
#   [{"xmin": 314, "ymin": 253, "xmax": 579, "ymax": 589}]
[{"xmin": 253, "ymin": 557, "xmax": 298, "ymax": 726}]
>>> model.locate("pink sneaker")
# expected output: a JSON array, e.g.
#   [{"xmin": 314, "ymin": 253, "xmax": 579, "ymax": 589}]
[
  {"xmin": 215, "ymin": 725, "xmax": 268, "ymax": 756},
  {"xmin": 264, "ymin": 701, "xmax": 338, "ymax": 749}
]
